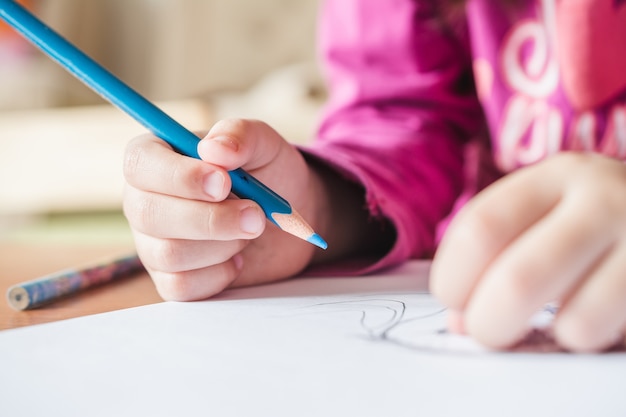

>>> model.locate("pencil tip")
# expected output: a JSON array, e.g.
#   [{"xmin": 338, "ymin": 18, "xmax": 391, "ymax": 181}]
[
  {"xmin": 308, "ymin": 233, "xmax": 328, "ymax": 250},
  {"xmin": 271, "ymin": 211, "xmax": 328, "ymax": 249}
]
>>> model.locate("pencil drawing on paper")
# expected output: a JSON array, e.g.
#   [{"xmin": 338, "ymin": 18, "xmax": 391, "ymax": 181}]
[{"xmin": 289, "ymin": 294, "xmax": 572, "ymax": 354}]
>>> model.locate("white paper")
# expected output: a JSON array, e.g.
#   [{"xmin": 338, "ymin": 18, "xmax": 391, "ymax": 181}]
[{"xmin": 0, "ymin": 261, "xmax": 624, "ymax": 417}]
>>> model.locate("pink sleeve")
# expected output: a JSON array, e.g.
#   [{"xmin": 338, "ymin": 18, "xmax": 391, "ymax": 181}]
[{"xmin": 303, "ymin": 0, "xmax": 485, "ymax": 274}]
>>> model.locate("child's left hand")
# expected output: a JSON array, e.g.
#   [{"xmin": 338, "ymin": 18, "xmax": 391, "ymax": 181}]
[{"xmin": 430, "ymin": 152, "xmax": 626, "ymax": 352}]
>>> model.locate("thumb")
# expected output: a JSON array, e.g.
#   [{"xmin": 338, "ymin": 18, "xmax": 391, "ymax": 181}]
[{"xmin": 198, "ymin": 119, "xmax": 286, "ymax": 172}]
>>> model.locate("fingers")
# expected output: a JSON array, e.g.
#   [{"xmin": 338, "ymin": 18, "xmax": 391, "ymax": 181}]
[
  {"xmin": 123, "ymin": 119, "xmax": 312, "ymax": 301},
  {"xmin": 430, "ymin": 161, "xmax": 560, "ymax": 311},
  {"xmin": 198, "ymin": 118, "xmax": 315, "ymax": 222},
  {"xmin": 125, "ymin": 120, "xmax": 293, "ymax": 201},
  {"xmin": 124, "ymin": 133, "xmax": 230, "ymax": 202},
  {"xmin": 431, "ymin": 153, "xmax": 626, "ymax": 352},
  {"xmin": 461, "ymin": 193, "xmax": 614, "ymax": 348},
  {"xmin": 554, "ymin": 242, "xmax": 626, "ymax": 352},
  {"xmin": 132, "ymin": 230, "xmax": 248, "ymax": 301},
  {"xmin": 123, "ymin": 186, "xmax": 266, "ymax": 240},
  {"xmin": 198, "ymin": 119, "xmax": 285, "ymax": 171},
  {"xmin": 146, "ymin": 258, "xmax": 244, "ymax": 302},
  {"xmin": 132, "ymin": 230, "xmax": 248, "ymax": 273}
]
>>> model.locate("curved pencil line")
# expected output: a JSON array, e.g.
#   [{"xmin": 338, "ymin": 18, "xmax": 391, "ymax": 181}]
[{"xmin": 298, "ymin": 298, "xmax": 408, "ymax": 338}]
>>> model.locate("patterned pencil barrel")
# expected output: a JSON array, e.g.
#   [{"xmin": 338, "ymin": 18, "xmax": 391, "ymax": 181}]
[{"xmin": 6, "ymin": 254, "xmax": 144, "ymax": 310}]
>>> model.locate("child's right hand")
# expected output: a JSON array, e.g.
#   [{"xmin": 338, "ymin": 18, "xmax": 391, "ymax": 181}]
[{"xmin": 122, "ymin": 119, "xmax": 326, "ymax": 301}]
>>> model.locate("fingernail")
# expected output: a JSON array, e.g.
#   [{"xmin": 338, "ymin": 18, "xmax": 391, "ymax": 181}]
[
  {"xmin": 240, "ymin": 206, "xmax": 264, "ymax": 234},
  {"xmin": 211, "ymin": 136, "xmax": 238, "ymax": 151},
  {"xmin": 203, "ymin": 171, "xmax": 225, "ymax": 199}
]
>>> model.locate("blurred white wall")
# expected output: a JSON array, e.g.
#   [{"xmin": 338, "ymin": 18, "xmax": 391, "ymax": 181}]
[
  {"xmin": 0, "ymin": 1, "xmax": 326, "ymax": 219},
  {"xmin": 0, "ymin": 0, "xmax": 320, "ymax": 108}
]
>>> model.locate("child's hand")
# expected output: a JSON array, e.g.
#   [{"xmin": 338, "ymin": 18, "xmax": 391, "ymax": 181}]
[
  {"xmin": 431, "ymin": 152, "xmax": 626, "ymax": 352},
  {"xmin": 123, "ymin": 119, "xmax": 323, "ymax": 301}
]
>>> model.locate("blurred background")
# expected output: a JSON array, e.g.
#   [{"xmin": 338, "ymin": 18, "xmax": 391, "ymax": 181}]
[{"xmin": 0, "ymin": 0, "xmax": 325, "ymax": 247}]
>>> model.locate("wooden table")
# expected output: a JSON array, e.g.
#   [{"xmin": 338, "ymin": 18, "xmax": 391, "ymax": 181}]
[{"xmin": 0, "ymin": 243, "xmax": 162, "ymax": 331}]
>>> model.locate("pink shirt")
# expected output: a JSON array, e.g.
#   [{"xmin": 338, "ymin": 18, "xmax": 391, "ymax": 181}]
[{"xmin": 304, "ymin": 0, "xmax": 626, "ymax": 274}]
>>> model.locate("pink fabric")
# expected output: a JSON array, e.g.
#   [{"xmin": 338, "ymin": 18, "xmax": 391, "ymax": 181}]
[{"xmin": 303, "ymin": 0, "xmax": 626, "ymax": 275}]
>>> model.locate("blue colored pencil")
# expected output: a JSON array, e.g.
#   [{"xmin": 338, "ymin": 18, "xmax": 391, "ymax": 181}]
[
  {"xmin": 0, "ymin": 0, "xmax": 327, "ymax": 250},
  {"xmin": 7, "ymin": 254, "xmax": 145, "ymax": 310}
]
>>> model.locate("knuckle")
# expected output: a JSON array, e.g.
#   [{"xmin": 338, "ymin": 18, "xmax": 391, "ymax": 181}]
[
  {"xmin": 455, "ymin": 208, "xmax": 495, "ymax": 247},
  {"xmin": 152, "ymin": 262, "xmax": 239, "ymax": 302},
  {"xmin": 496, "ymin": 258, "xmax": 539, "ymax": 306},
  {"xmin": 553, "ymin": 151, "xmax": 582, "ymax": 167},
  {"xmin": 563, "ymin": 172, "xmax": 626, "ymax": 234},
  {"xmin": 213, "ymin": 261, "xmax": 241, "ymax": 292},
  {"xmin": 547, "ymin": 152, "xmax": 588, "ymax": 175},
  {"xmin": 202, "ymin": 205, "xmax": 221, "ymax": 239},
  {"xmin": 485, "ymin": 262, "xmax": 537, "ymax": 311},
  {"xmin": 212, "ymin": 118, "xmax": 250, "ymax": 136},
  {"xmin": 211, "ymin": 118, "xmax": 272, "ymax": 142},
  {"xmin": 184, "ymin": 162, "xmax": 210, "ymax": 194},
  {"xmin": 504, "ymin": 270, "xmax": 535, "ymax": 305},
  {"xmin": 154, "ymin": 272, "xmax": 195, "ymax": 302},
  {"xmin": 150, "ymin": 240, "xmax": 185, "ymax": 273},
  {"xmin": 122, "ymin": 139, "xmax": 145, "ymax": 182},
  {"xmin": 125, "ymin": 194, "xmax": 160, "ymax": 234}
]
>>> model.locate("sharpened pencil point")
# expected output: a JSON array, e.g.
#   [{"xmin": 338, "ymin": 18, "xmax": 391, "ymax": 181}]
[
  {"xmin": 308, "ymin": 233, "xmax": 328, "ymax": 250},
  {"xmin": 271, "ymin": 211, "xmax": 328, "ymax": 249}
]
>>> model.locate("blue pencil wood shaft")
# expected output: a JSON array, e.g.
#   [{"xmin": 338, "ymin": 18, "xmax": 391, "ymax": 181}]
[{"xmin": 0, "ymin": 0, "xmax": 291, "ymax": 223}]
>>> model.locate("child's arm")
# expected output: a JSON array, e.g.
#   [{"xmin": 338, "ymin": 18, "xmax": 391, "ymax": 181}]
[{"xmin": 301, "ymin": 0, "xmax": 487, "ymax": 273}]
